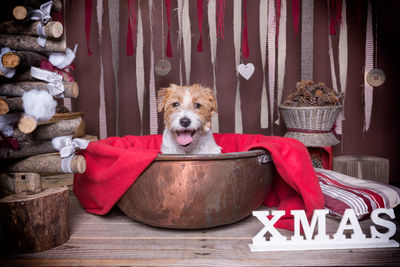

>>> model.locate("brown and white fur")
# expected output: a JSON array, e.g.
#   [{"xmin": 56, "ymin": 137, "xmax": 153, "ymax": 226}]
[{"xmin": 157, "ymin": 84, "xmax": 221, "ymax": 154}]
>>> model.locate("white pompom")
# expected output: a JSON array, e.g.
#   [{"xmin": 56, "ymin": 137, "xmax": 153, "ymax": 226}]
[{"xmin": 22, "ymin": 90, "xmax": 57, "ymax": 122}]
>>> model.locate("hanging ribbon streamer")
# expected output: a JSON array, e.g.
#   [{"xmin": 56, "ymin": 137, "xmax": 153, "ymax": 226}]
[
  {"xmin": 208, "ymin": 0, "xmax": 219, "ymax": 133},
  {"xmin": 197, "ymin": 0, "xmax": 204, "ymax": 52},
  {"xmin": 217, "ymin": 0, "xmax": 225, "ymax": 39},
  {"xmin": 136, "ymin": 3, "xmax": 144, "ymax": 134},
  {"xmin": 327, "ymin": 0, "xmax": 342, "ymax": 135},
  {"xmin": 338, "ymin": 0, "xmax": 347, "ymax": 120},
  {"xmin": 233, "ymin": 0, "xmax": 243, "ymax": 133},
  {"xmin": 182, "ymin": 0, "xmax": 191, "ymax": 85},
  {"xmin": 364, "ymin": 0, "xmax": 373, "ymax": 132},
  {"xmin": 329, "ymin": 0, "xmax": 342, "ymax": 35},
  {"xmin": 97, "ymin": 0, "xmax": 107, "ymax": 139},
  {"xmin": 126, "ymin": 0, "xmax": 136, "ymax": 56},
  {"xmin": 177, "ymin": 0, "xmax": 184, "ymax": 85},
  {"xmin": 241, "ymin": 0, "xmax": 249, "ymax": 58},
  {"xmin": 85, "ymin": 0, "xmax": 93, "ymax": 55},
  {"xmin": 149, "ymin": 0, "xmax": 158, "ymax": 134},
  {"xmin": 275, "ymin": 0, "xmax": 287, "ymax": 125},
  {"xmin": 301, "ymin": 0, "xmax": 314, "ymax": 81},
  {"xmin": 259, "ymin": 0, "xmax": 269, "ymax": 129},
  {"xmin": 292, "ymin": 0, "xmax": 300, "ymax": 37},
  {"xmin": 267, "ymin": 0, "xmax": 276, "ymax": 131},
  {"xmin": 164, "ymin": 0, "xmax": 173, "ymax": 57}
]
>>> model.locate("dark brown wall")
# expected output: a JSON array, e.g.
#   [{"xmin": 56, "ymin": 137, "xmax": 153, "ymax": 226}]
[{"xmin": 65, "ymin": 0, "xmax": 400, "ymax": 183}]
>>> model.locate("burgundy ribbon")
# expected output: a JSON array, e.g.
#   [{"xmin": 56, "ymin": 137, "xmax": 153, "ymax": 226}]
[
  {"xmin": 126, "ymin": 0, "xmax": 137, "ymax": 56},
  {"xmin": 85, "ymin": 0, "xmax": 93, "ymax": 55},
  {"xmin": 40, "ymin": 59, "xmax": 75, "ymax": 82},
  {"xmin": 196, "ymin": 0, "xmax": 204, "ymax": 52},
  {"xmin": 217, "ymin": 0, "xmax": 225, "ymax": 39},
  {"xmin": 165, "ymin": 0, "xmax": 173, "ymax": 57},
  {"xmin": 276, "ymin": 0, "xmax": 282, "ymax": 44},
  {"xmin": 0, "ymin": 136, "xmax": 19, "ymax": 150},
  {"xmin": 292, "ymin": 0, "xmax": 300, "ymax": 37},
  {"xmin": 241, "ymin": 0, "xmax": 249, "ymax": 58},
  {"xmin": 329, "ymin": 0, "xmax": 342, "ymax": 35}
]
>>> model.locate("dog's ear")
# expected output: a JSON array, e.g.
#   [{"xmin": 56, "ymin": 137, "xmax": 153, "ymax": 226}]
[
  {"xmin": 205, "ymin": 86, "xmax": 218, "ymax": 114},
  {"xmin": 157, "ymin": 88, "xmax": 168, "ymax": 112}
]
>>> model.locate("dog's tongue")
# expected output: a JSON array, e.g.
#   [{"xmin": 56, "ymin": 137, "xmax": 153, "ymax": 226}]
[{"xmin": 177, "ymin": 131, "xmax": 193, "ymax": 146}]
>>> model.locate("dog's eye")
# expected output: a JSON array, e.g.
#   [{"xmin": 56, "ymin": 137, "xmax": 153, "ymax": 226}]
[
  {"xmin": 172, "ymin": 102, "xmax": 180, "ymax": 108},
  {"xmin": 194, "ymin": 103, "xmax": 202, "ymax": 109}
]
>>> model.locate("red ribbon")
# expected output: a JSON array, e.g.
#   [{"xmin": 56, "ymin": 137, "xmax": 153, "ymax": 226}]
[
  {"xmin": 276, "ymin": 0, "xmax": 282, "ymax": 44},
  {"xmin": 85, "ymin": 0, "xmax": 93, "ymax": 55},
  {"xmin": 292, "ymin": 0, "xmax": 300, "ymax": 37},
  {"xmin": 196, "ymin": 0, "xmax": 204, "ymax": 52},
  {"xmin": 165, "ymin": 0, "xmax": 173, "ymax": 57},
  {"xmin": 217, "ymin": 0, "xmax": 225, "ymax": 39},
  {"xmin": 241, "ymin": 0, "xmax": 249, "ymax": 58},
  {"xmin": 126, "ymin": 0, "xmax": 137, "ymax": 56},
  {"xmin": 40, "ymin": 59, "xmax": 75, "ymax": 82},
  {"xmin": 329, "ymin": 0, "xmax": 342, "ymax": 35}
]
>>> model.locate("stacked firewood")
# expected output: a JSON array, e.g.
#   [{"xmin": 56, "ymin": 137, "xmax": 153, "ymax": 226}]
[{"xmin": 0, "ymin": 0, "xmax": 88, "ymax": 195}]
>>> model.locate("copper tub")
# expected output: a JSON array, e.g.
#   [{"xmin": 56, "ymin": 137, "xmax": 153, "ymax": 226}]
[{"xmin": 117, "ymin": 150, "xmax": 275, "ymax": 229}]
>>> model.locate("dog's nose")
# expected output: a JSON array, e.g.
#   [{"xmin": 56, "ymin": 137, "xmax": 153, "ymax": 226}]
[{"xmin": 180, "ymin": 117, "xmax": 191, "ymax": 127}]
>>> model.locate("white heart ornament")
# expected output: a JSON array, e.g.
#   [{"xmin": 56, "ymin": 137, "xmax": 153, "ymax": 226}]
[{"xmin": 237, "ymin": 63, "xmax": 255, "ymax": 80}]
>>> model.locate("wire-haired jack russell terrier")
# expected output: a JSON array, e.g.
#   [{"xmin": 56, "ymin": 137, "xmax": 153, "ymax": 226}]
[{"xmin": 157, "ymin": 84, "xmax": 222, "ymax": 154}]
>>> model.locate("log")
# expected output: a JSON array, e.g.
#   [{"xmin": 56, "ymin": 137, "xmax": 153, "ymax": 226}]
[
  {"xmin": 0, "ymin": 69, "xmax": 35, "ymax": 82},
  {"xmin": 1, "ymin": 51, "xmax": 46, "ymax": 70},
  {"xmin": 24, "ymin": 172, "xmax": 42, "ymax": 194},
  {"xmin": 0, "ymin": 21, "xmax": 64, "ymax": 39},
  {"xmin": 0, "ymin": 139, "xmax": 55, "ymax": 159},
  {"xmin": 0, "ymin": 187, "xmax": 69, "ymax": 253},
  {"xmin": 12, "ymin": 6, "xmax": 28, "ymax": 20},
  {"xmin": 1, "ymin": 154, "xmax": 87, "ymax": 174},
  {"xmin": 1, "ymin": 52, "xmax": 20, "ymax": 69},
  {"xmin": 18, "ymin": 114, "xmax": 37, "ymax": 134},
  {"xmin": 0, "ymin": 81, "xmax": 79, "ymax": 98},
  {"xmin": 13, "ymin": 117, "xmax": 86, "ymax": 141},
  {"xmin": 0, "ymin": 96, "xmax": 23, "ymax": 115},
  {"xmin": 0, "ymin": 34, "xmax": 66, "ymax": 53}
]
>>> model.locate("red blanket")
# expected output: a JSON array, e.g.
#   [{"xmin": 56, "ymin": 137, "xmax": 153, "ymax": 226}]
[{"xmin": 74, "ymin": 133, "xmax": 324, "ymax": 231}]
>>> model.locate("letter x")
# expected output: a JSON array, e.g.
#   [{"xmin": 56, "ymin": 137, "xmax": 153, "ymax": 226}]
[{"xmin": 252, "ymin": 210, "xmax": 286, "ymax": 245}]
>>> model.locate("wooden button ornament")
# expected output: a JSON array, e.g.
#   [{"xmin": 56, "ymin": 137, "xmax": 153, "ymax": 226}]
[
  {"xmin": 366, "ymin": 68, "xmax": 386, "ymax": 87},
  {"xmin": 237, "ymin": 63, "xmax": 255, "ymax": 80},
  {"xmin": 155, "ymin": 59, "xmax": 171, "ymax": 76}
]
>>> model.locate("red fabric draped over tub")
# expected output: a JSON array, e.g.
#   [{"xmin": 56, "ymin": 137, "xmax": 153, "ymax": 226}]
[{"xmin": 74, "ymin": 133, "xmax": 324, "ymax": 231}]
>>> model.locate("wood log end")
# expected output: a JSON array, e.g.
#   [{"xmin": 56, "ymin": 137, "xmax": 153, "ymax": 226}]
[
  {"xmin": 47, "ymin": 21, "xmax": 64, "ymax": 39},
  {"xmin": 2, "ymin": 52, "xmax": 20, "ymax": 68},
  {"xmin": 13, "ymin": 6, "xmax": 28, "ymax": 20},
  {"xmin": 0, "ymin": 99, "xmax": 9, "ymax": 115},
  {"xmin": 18, "ymin": 115, "xmax": 37, "ymax": 134},
  {"xmin": 70, "ymin": 82, "xmax": 79, "ymax": 98},
  {"xmin": 72, "ymin": 155, "xmax": 86, "ymax": 174},
  {"xmin": 73, "ymin": 117, "xmax": 86, "ymax": 138}
]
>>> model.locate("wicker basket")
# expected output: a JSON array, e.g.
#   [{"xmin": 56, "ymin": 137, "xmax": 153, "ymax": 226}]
[{"xmin": 279, "ymin": 105, "xmax": 342, "ymax": 147}]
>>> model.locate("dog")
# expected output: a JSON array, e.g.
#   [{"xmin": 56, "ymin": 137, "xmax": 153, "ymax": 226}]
[{"xmin": 157, "ymin": 84, "xmax": 221, "ymax": 154}]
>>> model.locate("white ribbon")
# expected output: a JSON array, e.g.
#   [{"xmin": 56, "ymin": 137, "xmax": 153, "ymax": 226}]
[
  {"xmin": 30, "ymin": 66, "xmax": 64, "ymax": 97},
  {"xmin": 28, "ymin": 1, "xmax": 53, "ymax": 47},
  {"xmin": 0, "ymin": 47, "xmax": 16, "ymax": 78},
  {"xmin": 136, "ymin": 3, "xmax": 144, "ymax": 134},
  {"xmin": 61, "ymin": 155, "xmax": 74, "ymax": 173},
  {"xmin": 52, "ymin": 135, "xmax": 90, "ymax": 158},
  {"xmin": 233, "ymin": 0, "xmax": 243, "ymax": 134},
  {"xmin": 267, "ymin": 0, "xmax": 276, "ymax": 132},
  {"xmin": 208, "ymin": 0, "xmax": 219, "ymax": 133},
  {"xmin": 182, "ymin": 0, "xmax": 191, "ymax": 85},
  {"xmin": 260, "ymin": 0, "xmax": 269, "ymax": 129}
]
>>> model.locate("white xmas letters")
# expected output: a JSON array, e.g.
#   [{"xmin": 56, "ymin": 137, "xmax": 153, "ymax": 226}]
[{"xmin": 249, "ymin": 208, "xmax": 399, "ymax": 252}]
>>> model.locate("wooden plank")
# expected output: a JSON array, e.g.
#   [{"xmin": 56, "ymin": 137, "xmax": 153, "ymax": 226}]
[{"xmin": 1, "ymin": 194, "xmax": 399, "ymax": 266}]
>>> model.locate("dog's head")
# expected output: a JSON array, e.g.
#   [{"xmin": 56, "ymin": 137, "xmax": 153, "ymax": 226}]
[{"xmin": 157, "ymin": 84, "xmax": 217, "ymax": 147}]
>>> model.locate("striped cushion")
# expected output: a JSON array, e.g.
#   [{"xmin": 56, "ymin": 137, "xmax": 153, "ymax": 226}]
[{"xmin": 315, "ymin": 168, "xmax": 400, "ymax": 219}]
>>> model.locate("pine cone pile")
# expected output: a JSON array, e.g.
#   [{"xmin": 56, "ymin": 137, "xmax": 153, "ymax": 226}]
[{"xmin": 283, "ymin": 80, "xmax": 343, "ymax": 107}]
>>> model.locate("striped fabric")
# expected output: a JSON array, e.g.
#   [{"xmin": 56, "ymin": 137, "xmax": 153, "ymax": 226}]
[{"xmin": 315, "ymin": 168, "xmax": 400, "ymax": 219}]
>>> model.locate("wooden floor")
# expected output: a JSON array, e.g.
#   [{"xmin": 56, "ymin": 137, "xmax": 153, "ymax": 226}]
[{"xmin": 1, "ymin": 192, "xmax": 400, "ymax": 266}]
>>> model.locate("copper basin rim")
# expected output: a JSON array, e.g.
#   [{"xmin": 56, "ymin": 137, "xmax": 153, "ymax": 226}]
[{"xmin": 117, "ymin": 150, "xmax": 275, "ymax": 229}]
